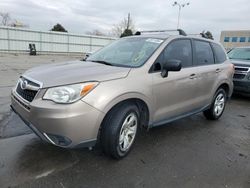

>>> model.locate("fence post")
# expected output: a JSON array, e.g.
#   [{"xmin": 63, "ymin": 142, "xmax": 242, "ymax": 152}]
[
  {"xmin": 90, "ymin": 36, "xmax": 92, "ymax": 52},
  {"xmin": 7, "ymin": 27, "xmax": 10, "ymax": 52},
  {"xmin": 40, "ymin": 31, "xmax": 42, "ymax": 53},
  {"xmin": 67, "ymin": 33, "xmax": 69, "ymax": 55}
]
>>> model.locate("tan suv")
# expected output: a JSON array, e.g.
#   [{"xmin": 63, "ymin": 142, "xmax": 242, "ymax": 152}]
[{"xmin": 11, "ymin": 29, "xmax": 234, "ymax": 159}]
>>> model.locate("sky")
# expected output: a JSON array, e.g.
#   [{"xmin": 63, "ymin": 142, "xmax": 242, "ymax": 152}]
[{"xmin": 1, "ymin": 0, "xmax": 250, "ymax": 40}]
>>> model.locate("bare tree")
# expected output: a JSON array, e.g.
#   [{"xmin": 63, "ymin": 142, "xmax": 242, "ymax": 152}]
[
  {"xmin": 0, "ymin": 12, "xmax": 11, "ymax": 26},
  {"xmin": 10, "ymin": 19, "xmax": 29, "ymax": 28},
  {"xmin": 0, "ymin": 12, "xmax": 28, "ymax": 28},
  {"xmin": 86, "ymin": 29, "xmax": 107, "ymax": 36},
  {"xmin": 112, "ymin": 13, "xmax": 136, "ymax": 37}
]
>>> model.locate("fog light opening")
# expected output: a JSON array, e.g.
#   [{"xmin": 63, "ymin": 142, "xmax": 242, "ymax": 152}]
[{"xmin": 43, "ymin": 133, "xmax": 72, "ymax": 146}]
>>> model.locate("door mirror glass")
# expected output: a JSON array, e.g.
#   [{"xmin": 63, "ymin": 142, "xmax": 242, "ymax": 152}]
[{"xmin": 161, "ymin": 59, "xmax": 182, "ymax": 78}]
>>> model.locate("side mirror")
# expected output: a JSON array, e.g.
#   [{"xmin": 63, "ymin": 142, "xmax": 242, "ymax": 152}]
[
  {"xmin": 161, "ymin": 59, "xmax": 182, "ymax": 78},
  {"xmin": 82, "ymin": 53, "xmax": 92, "ymax": 61}
]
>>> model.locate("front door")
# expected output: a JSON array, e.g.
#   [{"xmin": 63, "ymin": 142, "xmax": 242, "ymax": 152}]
[{"xmin": 151, "ymin": 39, "xmax": 201, "ymax": 124}]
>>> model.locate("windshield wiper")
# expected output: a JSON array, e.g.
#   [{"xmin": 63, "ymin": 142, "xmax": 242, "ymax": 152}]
[{"xmin": 89, "ymin": 60, "xmax": 113, "ymax": 66}]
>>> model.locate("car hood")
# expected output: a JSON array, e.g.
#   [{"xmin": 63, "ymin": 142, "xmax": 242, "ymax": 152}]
[
  {"xmin": 23, "ymin": 60, "xmax": 131, "ymax": 88},
  {"xmin": 230, "ymin": 59, "xmax": 250, "ymax": 67}
]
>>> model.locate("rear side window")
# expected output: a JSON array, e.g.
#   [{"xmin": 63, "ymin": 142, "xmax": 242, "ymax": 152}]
[
  {"xmin": 163, "ymin": 39, "xmax": 192, "ymax": 68},
  {"xmin": 211, "ymin": 43, "xmax": 227, "ymax": 63},
  {"xmin": 194, "ymin": 40, "xmax": 214, "ymax": 65}
]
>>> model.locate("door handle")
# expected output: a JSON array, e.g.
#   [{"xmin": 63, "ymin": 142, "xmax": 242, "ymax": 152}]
[
  {"xmin": 216, "ymin": 68, "xmax": 221, "ymax": 73},
  {"xmin": 189, "ymin": 74, "xmax": 197, "ymax": 79}
]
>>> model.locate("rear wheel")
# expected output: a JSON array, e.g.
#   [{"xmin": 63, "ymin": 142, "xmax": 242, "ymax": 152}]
[
  {"xmin": 100, "ymin": 102, "xmax": 139, "ymax": 159},
  {"xmin": 203, "ymin": 88, "xmax": 227, "ymax": 120}
]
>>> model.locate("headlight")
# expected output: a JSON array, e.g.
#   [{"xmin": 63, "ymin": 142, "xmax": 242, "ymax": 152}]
[{"xmin": 43, "ymin": 82, "xmax": 98, "ymax": 103}]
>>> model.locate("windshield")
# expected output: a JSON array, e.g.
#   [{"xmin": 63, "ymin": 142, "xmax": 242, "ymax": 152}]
[
  {"xmin": 228, "ymin": 48, "xmax": 250, "ymax": 60},
  {"xmin": 87, "ymin": 37, "xmax": 164, "ymax": 67}
]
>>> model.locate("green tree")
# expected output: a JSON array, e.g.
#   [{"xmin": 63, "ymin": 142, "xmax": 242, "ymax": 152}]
[
  {"xmin": 205, "ymin": 31, "xmax": 214, "ymax": 40},
  {"xmin": 200, "ymin": 30, "xmax": 214, "ymax": 40},
  {"xmin": 120, "ymin": 28, "xmax": 133, "ymax": 38},
  {"xmin": 86, "ymin": 29, "xmax": 106, "ymax": 36},
  {"xmin": 51, "ymin": 23, "xmax": 67, "ymax": 32}
]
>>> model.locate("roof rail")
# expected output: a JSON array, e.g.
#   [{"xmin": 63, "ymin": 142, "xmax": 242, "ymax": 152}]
[
  {"xmin": 134, "ymin": 29, "xmax": 187, "ymax": 36},
  {"xmin": 188, "ymin": 33, "xmax": 213, "ymax": 40},
  {"xmin": 199, "ymin": 32, "xmax": 211, "ymax": 39}
]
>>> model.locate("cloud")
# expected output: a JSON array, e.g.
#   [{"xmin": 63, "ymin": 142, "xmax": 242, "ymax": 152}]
[{"xmin": 0, "ymin": 0, "xmax": 249, "ymax": 40}]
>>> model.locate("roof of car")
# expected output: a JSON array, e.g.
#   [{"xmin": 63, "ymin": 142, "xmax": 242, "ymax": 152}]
[
  {"xmin": 124, "ymin": 29, "xmax": 220, "ymax": 45},
  {"xmin": 128, "ymin": 34, "xmax": 217, "ymax": 44},
  {"xmin": 128, "ymin": 34, "xmax": 171, "ymax": 39}
]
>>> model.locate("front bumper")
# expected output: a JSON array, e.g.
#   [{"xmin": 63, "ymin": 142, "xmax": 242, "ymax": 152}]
[
  {"xmin": 11, "ymin": 91, "xmax": 105, "ymax": 148},
  {"xmin": 233, "ymin": 80, "xmax": 250, "ymax": 94}
]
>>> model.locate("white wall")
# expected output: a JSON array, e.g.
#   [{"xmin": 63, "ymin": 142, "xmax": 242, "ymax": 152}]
[{"xmin": 0, "ymin": 26, "xmax": 116, "ymax": 54}]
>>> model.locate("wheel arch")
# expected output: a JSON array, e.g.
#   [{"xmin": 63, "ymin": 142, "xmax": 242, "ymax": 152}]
[
  {"xmin": 218, "ymin": 83, "xmax": 230, "ymax": 98},
  {"xmin": 214, "ymin": 78, "xmax": 233, "ymax": 99},
  {"xmin": 101, "ymin": 94, "xmax": 152, "ymax": 130},
  {"xmin": 208, "ymin": 80, "xmax": 232, "ymax": 107}
]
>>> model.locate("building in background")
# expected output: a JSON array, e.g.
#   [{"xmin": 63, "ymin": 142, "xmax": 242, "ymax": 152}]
[{"xmin": 220, "ymin": 30, "xmax": 250, "ymax": 51}]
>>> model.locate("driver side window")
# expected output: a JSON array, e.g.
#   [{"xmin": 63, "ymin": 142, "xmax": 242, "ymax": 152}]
[{"xmin": 152, "ymin": 39, "xmax": 193, "ymax": 72}]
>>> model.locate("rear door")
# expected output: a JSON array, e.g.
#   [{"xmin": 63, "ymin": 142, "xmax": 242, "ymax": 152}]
[{"xmin": 192, "ymin": 39, "xmax": 218, "ymax": 105}]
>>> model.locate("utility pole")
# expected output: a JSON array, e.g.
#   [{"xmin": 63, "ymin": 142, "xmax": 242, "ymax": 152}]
[
  {"xmin": 172, "ymin": 1, "xmax": 190, "ymax": 29},
  {"xmin": 127, "ymin": 13, "xmax": 130, "ymax": 30}
]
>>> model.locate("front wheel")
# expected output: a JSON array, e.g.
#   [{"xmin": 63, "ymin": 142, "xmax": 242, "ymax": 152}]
[
  {"xmin": 100, "ymin": 103, "xmax": 139, "ymax": 159},
  {"xmin": 203, "ymin": 88, "xmax": 227, "ymax": 120}
]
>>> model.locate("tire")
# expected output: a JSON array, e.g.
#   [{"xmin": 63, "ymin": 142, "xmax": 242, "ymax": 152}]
[
  {"xmin": 100, "ymin": 102, "xmax": 140, "ymax": 159},
  {"xmin": 203, "ymin": 88, "xmax": 227, "ymax": 120}
]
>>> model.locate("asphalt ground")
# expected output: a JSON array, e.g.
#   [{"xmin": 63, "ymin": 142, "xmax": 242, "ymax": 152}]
[{"xmin": 0, "ymin": 54, "xmax": 249, "ymax": 188}]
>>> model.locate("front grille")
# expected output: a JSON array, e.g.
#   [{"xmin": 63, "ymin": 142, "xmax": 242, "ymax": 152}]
[
  {"xmin": 235, "ymin": 67, "xmax": 249, "ymax": 72},
  {"xmin": 15, "ymin": 77, "xmax": 41, "ymax": 102},
  {"xmin": 16, "ymin": 81, "xmax": 38, "ymax": 102},
  {"xmin": 233, "ymin": 74, "xmax": 246, "ymax": 80}
]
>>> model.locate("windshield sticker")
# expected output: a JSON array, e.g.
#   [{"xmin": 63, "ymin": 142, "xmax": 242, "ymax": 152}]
[{"xmin": 146, "ymin": 38, "xmax": 163, "ymax": 44}]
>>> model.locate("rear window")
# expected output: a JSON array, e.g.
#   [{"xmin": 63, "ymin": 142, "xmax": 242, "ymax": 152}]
[
  {"xmin": 194, "ymin": 40, "xmax": 214, "ymax": 65},
  {"xmin": 211, "ymin": 43, "xmax": 227, "ymax": 63}
]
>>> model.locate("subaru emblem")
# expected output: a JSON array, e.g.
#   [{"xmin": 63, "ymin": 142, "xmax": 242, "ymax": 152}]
[{"xmin": 21, "ymin": 80, "xmax": 28, "ymax": 90}]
